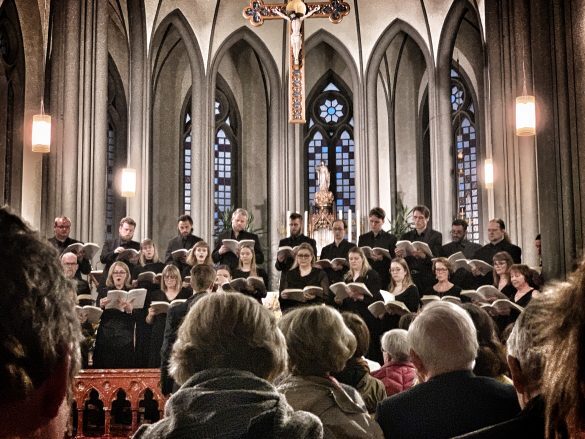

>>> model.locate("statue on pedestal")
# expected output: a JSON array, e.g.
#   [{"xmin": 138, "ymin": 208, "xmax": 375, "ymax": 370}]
[{"xmin": 315, "ymin": 161, "xmax": 334, "ymax": 208}]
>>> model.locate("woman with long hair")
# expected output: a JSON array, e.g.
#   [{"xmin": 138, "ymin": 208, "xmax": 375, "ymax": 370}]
[
  {"xmin": 183, "ymin": 241, "xmax": 212, "ymax": 277},
  {"xmin": 232, "ymin": 244, "xmax": 269, "ymax": 301},
  {"xmin": 492, "ymin": 251, "xmax": 516, "ymax": 298},
  {"xmin": 388, "ymin": 258, "xmax": 420, "ymax": 312}
]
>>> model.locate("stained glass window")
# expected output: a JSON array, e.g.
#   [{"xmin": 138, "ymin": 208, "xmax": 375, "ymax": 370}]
[
  {"xmin": 106, "ymin": 122, "xmax": 115, "ymax": 239},
  {"xmin": 305, "ymin": 77, "xmax": 355, "ymax": 215},
  {"xmin": 451, "ymin": 66, "xmax": 481, "ymax": 242},
  {"xmin": 182, "ymin": 100, "xmax": 192, "ymax": 215}
]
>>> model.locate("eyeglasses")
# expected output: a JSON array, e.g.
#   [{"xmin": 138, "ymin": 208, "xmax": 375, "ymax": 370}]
[
  {"xmin": 112, "ymin": 271, "xmax": 127, "ymax": 275},
  {"xmin": 434, "ymin": 268, "xmax": 448, "ymax": 272},
  {"xmin": 493, "ymin": 261, "xmax": 507, "ymax": 266},
  {"xmin": 297, "ymin": 254, "xmax": 312, "ymax": 258}
]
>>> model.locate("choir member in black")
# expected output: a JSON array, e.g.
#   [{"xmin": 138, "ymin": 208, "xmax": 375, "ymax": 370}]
[
  {"xmin": 99, "ymin": 217, "xmax": 140, "ymax": 278},
  {"xmin": 423, "ymin": 257, "xmax": 462, "ymax": 299},
  {"xmin": 212, "ymin": 208, "xmax": 264, "ymax": 271},
  {"xmin": 318, "ymin": 219, "xmax": 355, "ymax": 284},
  {"xmin": 181, "ymin": 240, "xmax": 213, "ymax": 279},
  {"xmin": 493, "ymin": 251, "xmax": 517, "ymax": 298},
  {"xmin": 164, "ymin": 214, "xmax": 202, "ymax": 273},
  {"xmin": 60, "ymin": 251, "xmax": 91, "ymax": 295},
  {"xmin": 213, "ymin": 265, "xmax": 233, "ymax": 293},
  {"xmin": 93, "ymin": 262, "xmax": 136, "ymax": 368},
  {"xmin": 144, "ymin": 265, "xmax": 191, "ymax": 368},
  {"xmin": 48, "ymin": 215, "xmax": 92, "ymax": 278},
  {"xmin": 396, "ymin": 205, "xmax": 441, "ymax": 293},
  {"xmin": 232, "ymin": 243, "xmax": 269, "ymax": 301},
  {"xmin": 334, "ymin": 246, "xmax": 385, "ymax": 364},
  {"xmin": 133, "ymin": 239, "xmax": 165, "ymax": 288},
  {"xmin": 510, "ymin": 264, "xmax": 539, "ymax": 308},
  {"xmin": 442, "ymin": 219, "xmax": 482, "ymax": 290},
  {"xmin": 388, "ymin": 258, "xmax": 420, "ymax": 313},
  {"xmin": 357, "ymin": 207, "xmax": 397, "ymax": 288},
  {"xmin": 279, "ymin": 242, "xmax": 328, "ymax": 313},
  {"xmin": 275, "ymin": 212, "xmax": 317, "ymax": 272}
]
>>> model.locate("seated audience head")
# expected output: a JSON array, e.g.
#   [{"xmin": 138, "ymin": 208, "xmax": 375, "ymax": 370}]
[
  {"xmin": 279, "ymin": 305, "xmax": 356, "ymax": 376},
  {"xmin": 177, "ymin": 214, "xmax": 193, "ymax": 237},
  {"xmin": 341, "ymin": 312, "xmax": 370, "ymax": 359},
  {"xmin": 368, "ymin": 207, "xmax": 386, "ymax": 233},
  {"xmin": 61, "ymin": 251, "xmax": 79, "ymax": 279},
  {"xmin": 106, "ymin": 261, "xmax": 132, "ymax": 289},
  {"xmin": 487, "ymin": 218, "xmax": 508, "ymax": 244},
  {"xmin": 139, "ymin": 238, "xmax": 159, "ymax": 265},
  {"xmin": 398, "ymin": 313, "xmax": 416, "ymax": 330},
  {"xmin": 53, "ymin": 215, "xmax": 72, "ymax": 241},
  {"xmin": 493, "ymin": 251, "xmax": 514, "ymax": 284},
  {"xmin": 190, "ymin": 264, "xmax": 216, "ymax": 292},
  {"xmin": 390, "ymin": 258, "xmax": 414, "ymax": 290},
  {"xmin": 536, "ymin": 260, "xmax": 585, "ymax": 436},
  {"xmin": 412, "ymin": 205, "xmax": 431, "ymax": 231},
  {"xmin": 0, "ymin": 207, "xmax": 81, "ymax": 438},
  {"xmin": 332, "ymin": 219, "xmax": 346, "ymax": 241},
  {"xmin": 161, "ymin": 265, "xmax": 182, "ymax": 292},
  {"xmin": 213, "ymin": 265, "xmax": 231, "ymax": 290},
  {"xmin": 461, "ymin": 304, "xmax": 509, "ymax": 379},
  {"xmin": 292, "ymin": 242, "xmax": 316, "ymax": 269},
  {"xmin": 506, "ymin": 300, "xmax": 549, "ymax": 409},
  {"xmin": 231, "ymin": 208, "xmax": 249, "ymax": 233},
  {"xmin": 432, "ymin": 257, "xmax": 453, "ymax": 279},
  {"xmin": 408, "ymin": 301, "xmax": 478, "ymax": 380},
  {"xmin": 509, "ymin": 264, "xmax": 532, "ymax": 290},
  {"xmin": 381, "ymin": 329, "xmax": 410, "ymax": 364},
  {"xmin": 170, "ymin": 292, "xmax": 287, "ymax": 383},
  {"xmin": 118, "ymin": 216, "xmax": 136, "ymax": 241},
  {"xmin": 347, "ymin": 246, "xmax": 371, "ymax": 277},
  {"xmin": 289, "ymin": 212, "xmax": 303, "ymax": 237},
  {"xmin": 186, "ymin": 240, "xmax": 211, "ymax": 266},
  {"xmin": 450, "ymin": 218, "xmax": 469, "ymax": 243}
]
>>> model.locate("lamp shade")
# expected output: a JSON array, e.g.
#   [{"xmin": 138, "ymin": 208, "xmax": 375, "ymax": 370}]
[
  {"xmin": 120, "ymin": 168, "xmax": 137, "ymax": 197},
  {"xmin": 484, "ymin": 158, "xmax": 494, "ymax": 189},
  {"xmin": 32, "ymin": 114, "xmax": 51, "ymax": 153},
  {"xmin": 515, "ymin": 95, "xmax": 536, "ymax": 136}
]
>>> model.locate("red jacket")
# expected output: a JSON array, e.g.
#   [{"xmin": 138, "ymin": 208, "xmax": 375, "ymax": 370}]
[{"xmin": 372, "ymin": 361, "xmax": 417, "ymax": 397}]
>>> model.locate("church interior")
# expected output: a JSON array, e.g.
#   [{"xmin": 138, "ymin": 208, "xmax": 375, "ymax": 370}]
[{"xmin": 1, "ymin": 0, "xmax": 584, "ymax": 281}]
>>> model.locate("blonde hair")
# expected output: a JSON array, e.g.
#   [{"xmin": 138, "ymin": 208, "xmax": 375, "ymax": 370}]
[
  {"xmin": 344, "ymin": 247, "xmax": 372, "ymax": 281},
  {"xmin": 389, "ymin": 258, "xmax": 414, "ymax": 293},
  {"xmin": 139, "ymin": 238, "xmax": 160, "ymax": 266},
  {"xmin": 185, "ymin": 241, "xmax": 212, "ymax": 267},
  {"xmin": 238, "ymin": 244, "xmax": 258, "ymax": 277},
  {"xmin": 161, "ymin": 264, "xmax": 182, "ymax": 293},
  {"xmin": 105, "ymin": 261, "xmax": 132, "ymax": 289},
  {"xmin": 279, "ymin": 305, "xmax": 356, "ymax": 376},
  {"xmin": 170, "ymin": 293, "xmax": 287, "ymax": 384},
  {"xmin": 290, "ymin": 242, "xmax": 316, "ymax": 270}
]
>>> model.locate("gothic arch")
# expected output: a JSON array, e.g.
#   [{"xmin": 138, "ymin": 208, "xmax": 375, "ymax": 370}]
[
  {"xmin": 365, "ymin": 19, "xmax": 435, "ymax": 217},
  {"xmin": 149, "ymin": 9, "xmax": 205, "ymax": 245}
]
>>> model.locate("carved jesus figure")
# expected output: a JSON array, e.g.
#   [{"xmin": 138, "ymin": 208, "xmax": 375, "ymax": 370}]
[
  {"xmin": 273, "ymin": 6, "xmax": 319, "ymax": 66},
  {"xmin": 316, "ymin": 161, "xmax": 330, "ymax": 192}
]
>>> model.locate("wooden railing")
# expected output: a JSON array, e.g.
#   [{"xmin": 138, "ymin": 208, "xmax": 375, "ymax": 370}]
[{"xmin": 71, "ymin": 369, "xmax": 167, "ymax": 438}]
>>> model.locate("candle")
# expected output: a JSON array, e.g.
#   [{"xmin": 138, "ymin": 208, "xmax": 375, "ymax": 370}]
[
  {"xmin": 338, "ymin": 209, "xmax": 343, "ymax": 220},
  {"xmin": 286, "ymin": 211, "xmax": 291, "ymax": 236},
  {"xmin": 304, "ymin": 211, "xmax": 308, "ymax": 236},
  {"xmin": 348, "ymin": 209, "xmax": 352, "ymax": 243}
]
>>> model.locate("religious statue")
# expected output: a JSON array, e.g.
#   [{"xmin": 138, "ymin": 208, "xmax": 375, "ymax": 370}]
[
  {"xmin": 272, "ymin": 5, "xmax": 319, "ymax": 66},
  {"xmin": 316, "ymin": 161, "xmax": 330, "ymax": 192}
]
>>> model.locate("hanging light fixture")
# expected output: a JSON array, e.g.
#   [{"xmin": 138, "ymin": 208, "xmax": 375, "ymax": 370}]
[
  {"xmin": 515, "ymin": 58, "xmax": 536, "ymax": 136},
  {"xmin": 32, "ymin": 0, "xmax": 51, "ymax": 153},
  {"xmin": 120, "ymin": 168, "xmax": 137, "ymax": 197},
  {"xmin": 484, "ymin": 158, "xmax": 494, "ymax": 189}
]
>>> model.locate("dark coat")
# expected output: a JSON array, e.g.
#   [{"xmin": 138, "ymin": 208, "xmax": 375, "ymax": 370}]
[
  {"xmin": 275, "ymin": 234, "xmax": 317, "ymax": 271},
  {"xmin": 212, "ymin": 230, "xmax": 264, "ymax": 271}
]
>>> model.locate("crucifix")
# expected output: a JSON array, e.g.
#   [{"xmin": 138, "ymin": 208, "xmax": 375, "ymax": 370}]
[{"xmin": 243, "ymin": 0, "xmax": 350, "ymax": 124}]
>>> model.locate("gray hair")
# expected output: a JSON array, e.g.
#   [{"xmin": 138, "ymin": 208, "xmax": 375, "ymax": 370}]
[
  {"xmin": 170, "ymin": 293, "xmax": 287, "ymax": 384},
  {"xmin": 408, "ymin": 301, "xmax": 478, "ymax": 375},
  {"xmin": 232, "ymin": 208, "xmax": 249, "ymax": 218},
  {"xmin": 0, "ymin": 207, "xmax": 81, "ymax": 404},
  {"xmin": 279, "ymin": 305, "xmax": 356, "ymax": 376},
  {"xmin": 506, "ymin": 300, "xmax": 549, "ymax": 392},
  {"xmin": 381, "ymin": 329, "xmax": 410, "ymax": 363}
]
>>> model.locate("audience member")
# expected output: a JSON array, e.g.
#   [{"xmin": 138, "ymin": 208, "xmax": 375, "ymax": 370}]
[
  {"xmin": 0, "ymin": 207, "xmax": 81, "ymax": 439},
  {"xmin": 358, "ymin": 207, "xmax": 397, "ymax": 288},
  {"xmin": 48, "ymin": 215, "xmax": 92, "ymax": 278},
  {"xmin": 510, "ymin": 264, "xmax": 538, "ymax": 308},
  {"xmin": 398, "ymin": 312, "xmax": 416, "ymax": 330},
  {"xmin": 276, "ymin": 212, "xmax": 317, "ymax": 272},
  {"xmin": 319, "ymin": 219, "xmax": 355, "ymax": 283},
  {"xmin": 100, "ymin": 217, "xmax": 140, "ymax": 276},
  {"xmin": 335, "ymin": 246, "xmax": 385, "ymax": 362},
  {"xmin": 135, "ymin": 293, "xmax": 323, "ymax": 438},
  {"xmin": 164, "ymin": 215, "xmax": 202, "ymax": 273},
  {"xmin": 397, "ymin": 205, "xmax": 440, "ymax": 292},
  {"xmin": 442, "ymin": 218, "xmax": 482, "ymax": 259},
  {"xmin": 457, "ymin": 300, "xmax": 548, "ymax": 438},
  {"xmin": 212, "ymin": 208, "xmax": 264, "ymax": 270},
  {"xmin": 372, "ymin": 329, "xmax": 417, "ymax": 397},
  {"xmin": 474, "ymin": 219, "xmax": 522, "ymax": 264},
  {"xmin": 424, "ymin": 257, "xmax": 462, "ymax": 299},
  {"xmin": 279, "ymin": 242, "xmax": 328, "ymax": 313},
  {"xmin": 376, "ymin": 301, "xmax": 519, "ymax": 439},
  {"xmin": 278, "ymin": 305, "xmax": 384, "ymax": 438},
  {"xmin": 332, "ymin": 312, "xmax": 387, "ymax": 413},
  {"xmin": 160, "ymin": 264, "xmax": 216, "ymax": 395}
]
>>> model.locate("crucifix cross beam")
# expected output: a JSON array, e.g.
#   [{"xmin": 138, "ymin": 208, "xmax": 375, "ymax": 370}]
[{"xmin": 243, "ymin": 0, "xmax": 350, "ymax": 124}]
